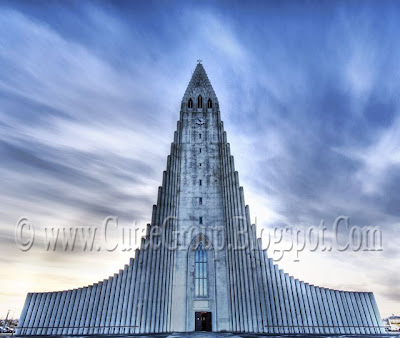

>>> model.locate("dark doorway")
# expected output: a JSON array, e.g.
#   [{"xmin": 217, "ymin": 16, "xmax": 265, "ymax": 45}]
[{"xmin": 195, "ymin": 311, "xmax": 212, "ymax": 331}]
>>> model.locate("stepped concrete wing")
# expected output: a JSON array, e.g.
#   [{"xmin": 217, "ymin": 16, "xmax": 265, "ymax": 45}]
[{"xmin": 16, "ymin": 62, "xmax": 385, "ymax": 335}]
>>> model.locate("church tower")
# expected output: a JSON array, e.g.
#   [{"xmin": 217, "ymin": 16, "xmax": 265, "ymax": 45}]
[
  {"xmin": 17, "ymin": 62, "xmax": 385, "ymax": 335},
  {"xmin": 170, "ymin": 62, "xmax": 230, "ymax": 331}
]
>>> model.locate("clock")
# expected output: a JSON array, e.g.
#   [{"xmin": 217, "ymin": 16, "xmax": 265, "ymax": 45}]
[{"xmin": 195, "ymin": 117, "xmax": 205, "ymax": 125}]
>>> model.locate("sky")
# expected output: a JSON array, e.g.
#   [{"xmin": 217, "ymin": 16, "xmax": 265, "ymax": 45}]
[{"xmin": 0, "ymin": 0, "xmax": 399, "ymax": 319}]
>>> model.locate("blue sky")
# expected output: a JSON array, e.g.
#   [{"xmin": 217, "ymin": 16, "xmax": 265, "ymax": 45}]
[{"xmin": 0, "ymin": 0, "xmax": 399, "ymax": 318}]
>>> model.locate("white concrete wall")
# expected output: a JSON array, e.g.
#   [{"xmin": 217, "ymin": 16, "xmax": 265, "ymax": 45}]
[{"xmin": 16, "ymin": 64, "xmax": 385, "ymax": 335}]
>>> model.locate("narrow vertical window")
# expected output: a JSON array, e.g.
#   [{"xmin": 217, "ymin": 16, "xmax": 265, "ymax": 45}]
[
  {"xmin": 199, "ymin": 163, "xmax": 202, "ymax": 167},
  {"xmin": 199, "ymin": 133, "xmax": 202, "ymax": 139},
  {"xmin": 207, "ymin": 98, "xmax": 212, "ymax": 108},
  {"xmin": 199, "ymin": 217, "xmax": 203, "ymax": 224},
  {"xmin": 199, "ymin": 148, "xmax": 202, "ymax": 153},
  {"xmin": 198, "ymin": 95, "xmax": 203, "ymax": 108},
  {"xmin": 199, "ymin": 179, "xmax": 202, "ymax": 186},
  {"xmin": 195, "ymin": 242, "xmax": 208, "ymax": 297},
  {"xmin": 188, "ymin": 98, "xmax": 193, "ymax": 108},
  {"xmin": 199, "ymin": 197, "xmax": 202, "ymax": 205}
]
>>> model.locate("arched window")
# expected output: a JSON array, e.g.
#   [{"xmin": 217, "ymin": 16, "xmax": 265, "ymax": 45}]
[
  {"xmin": 188, "ymin": 98, "xmax": 193, "ymax": 108},
  {"xmin": 195, "ymin": 242, "xmax": 208, "ymax": 297},
  {"xmin": 207, "ymin": 98, "xmax": 212, "ymax": 108},
  {"xmin": 198, "ymin": 95, "xmax": 203, "ymax": 108}
]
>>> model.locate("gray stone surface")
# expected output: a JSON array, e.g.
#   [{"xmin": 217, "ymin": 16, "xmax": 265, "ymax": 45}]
[{"xmin": 16, "ymin": 63, "xmax": 385, "ymax": 335}]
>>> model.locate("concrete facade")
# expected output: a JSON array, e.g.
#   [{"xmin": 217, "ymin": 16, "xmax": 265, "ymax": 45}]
[{"xmin": 17, "ymin": 63, "xmax": 384, "ymax": 335}]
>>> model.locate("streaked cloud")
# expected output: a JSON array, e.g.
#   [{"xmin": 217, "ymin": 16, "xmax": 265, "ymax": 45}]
[{"xmin": 0, "ymin": 1, "xmax": 399, "ymax": 318}]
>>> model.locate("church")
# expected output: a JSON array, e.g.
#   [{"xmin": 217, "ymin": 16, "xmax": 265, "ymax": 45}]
[{"xmin": 17, "ymin": 63, "xmax": 384, "ymax": 335}]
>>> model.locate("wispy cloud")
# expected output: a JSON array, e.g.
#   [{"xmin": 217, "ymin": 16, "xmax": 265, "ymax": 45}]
[{"xmin": 0, "ymin": 1, "xmax": 399, "ymax": 317}]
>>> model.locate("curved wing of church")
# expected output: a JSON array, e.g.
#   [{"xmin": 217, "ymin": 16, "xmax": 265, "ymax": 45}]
[{"xmin": 17, "ymin": 63, "xmax": 384, "ymax": 335}]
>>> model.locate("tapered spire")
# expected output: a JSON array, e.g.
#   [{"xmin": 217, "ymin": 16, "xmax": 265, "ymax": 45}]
[
  {"xmin": 182, "ymin": 62, "xmax": 218, "ymax": 106},
  {"xmin": 16, "ymin": 62, "xmax": 385, "ymax": 336}
]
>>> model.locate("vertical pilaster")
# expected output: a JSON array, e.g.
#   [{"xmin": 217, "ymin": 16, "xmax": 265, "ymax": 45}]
[
  {"xmin": 69, "ymin": 288, "xmax": 81, "ymax": 335},
  {"xmin": 335, "ymin": 290, "xmax": 350, "ymax": 334},
  {"xmin": 325, "ymin": 289, "xmax": 338, "ymax": 333},
  {"xmin": 369, "ymin": 292, "xmax": 384, "ymax": 333},
  {"xmin": 53, "ymin": 291, "xmax": 66, "ymax": 335},
  {"xmin": 280, "ymin": 270, "xmax": 293, "ymax": 334},
  {"xmin": 340, "ymin": 291, "xmax": 355, "ymax": 334},
  {"xmin": 89, "ymin": 283, "xmax": 102, "ymax": 334},
  {"xmin": 49, "ymin": 292, "xmax": 62, "ymax": 335},
  {"xmin": 104, "ymin": 276, "xmax": 117, "ymax": 334},
  {"xmin": 305, "ymin": 284, "xmax": 317, "ymax": 333},
  {"xmin": 116, "ymin": 265, "xmax": 128, "ymax": 333},
  {"xmin": 124, "ymin": 256, "xmax": 137, "ymax": 334},
  {"xmin": 110, "ymin": 271, "xmax": 122, "ymax": 333},
  {"xmin": 36, "ymin": 292, "xmax": 50, "ymax": 335},
  {"xmin": 43, "ymin": 293, "xmax": 57, "ymax": 335},
  {"xmin": 285, "ymin": 275, "xmax": 297, "ymax": 333},
  {"xmin": 127, "ymin": 252, "xmax": 140, "ymax": 334},
  {"xmin": 220, "ymin": 138, "xmax": 240, "ymax": 331},
  {"xmin": 62, "ymin": 289, "xmax": 76, "ymax": 334},
  {"xmin": 295, "ymin": 279, "xmax": 308, "ymax": 334},
  {"xmin": 358, "ymin": 292, "xmax": 373, "ymax": 334},
  {"xmin": 321, "ymin": 288, "xmax": 334, "ymax": 333},
  {"xmin": 99, "ymin": 279, "xmax": 111, "ymax": 334},
  {"xmin": 274, "ymin": 266, "xmax": 288, "ymax": 333},
  {"xmin": 345, "ymin": 291, "xmax": 359, "ymax": 333}
]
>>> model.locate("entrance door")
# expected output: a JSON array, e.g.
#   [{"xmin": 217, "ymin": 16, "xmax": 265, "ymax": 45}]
[{"xmin": 195, "ymin": 312, "xmax": 212, "ymax": 331}]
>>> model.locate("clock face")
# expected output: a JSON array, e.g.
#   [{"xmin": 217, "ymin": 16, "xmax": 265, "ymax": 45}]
[{"xmin": 195, "ymin": 117, "xmax": 205, "ymax": 125}]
